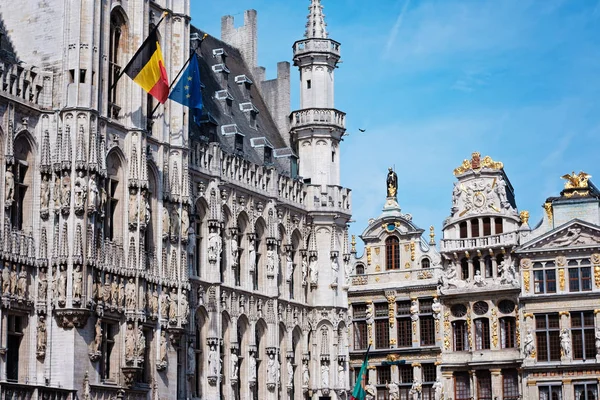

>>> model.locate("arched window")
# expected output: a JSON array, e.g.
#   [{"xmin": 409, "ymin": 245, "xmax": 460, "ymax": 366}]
[
  {"xmin": 108, "ymin": 9, "xmax": 127, "ymax": 119},
  {"xmin": 471, "ymin": 219, "xmax": 480, "ymax": 237},
  {"xmin": 460, "ymin": 258, "xmax": 469, "ymax": 280},
  {"xmin": 484, "ymin": 255, "xmax": 493, "ymax": 278},
  {"xmin": 356, "ymin": 264, "xmax": 365, "ymax": 275},
  {"xmin": 421, "ymin": 258, "xmax": 430, "ymax": 269},
  {"xmin": 386, "ymin": 236, "xmax": 400, "ymax": 270},
  {"xmin": 459, "ymin": 222, "xmax": 467, "ymax": 238}
]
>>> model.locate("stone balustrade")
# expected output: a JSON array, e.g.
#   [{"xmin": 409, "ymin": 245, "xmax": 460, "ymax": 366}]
[
  {"xmin": 290, "ymin": 108, "xmax": 346, "ymax": 130},
  {"xmin": 293, "ymin": 38, "xmax": 341, "ymax": 58},
  {"xmin": 0, "ymin": 59, "xmax": 53, "ymax": 108},
  {"xmin": 440, "ymin": 231, "xmax": 518, "ymax": 252},
  {"xmin": 305, "ymin": 184, "xmax": 351, "ymax": 214}
]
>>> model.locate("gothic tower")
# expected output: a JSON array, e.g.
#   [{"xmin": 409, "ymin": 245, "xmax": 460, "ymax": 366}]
[{"xmin": 291, "ymin": 0, "xmax": 345, "ymax": 187}]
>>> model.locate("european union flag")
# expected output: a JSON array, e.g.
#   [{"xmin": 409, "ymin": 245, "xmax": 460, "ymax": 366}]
[{"xmin": 169, "ymin": 54, "xmax": 203, "ymax": 110}]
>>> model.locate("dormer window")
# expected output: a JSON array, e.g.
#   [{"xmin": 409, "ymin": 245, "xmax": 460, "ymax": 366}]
[
  {"xmin": 212, "ymin": 63, "xmax": 230, "ymax": 88},
  {"xmin": 239, "ymin": 102, "xmax": 259, "ymax": 129},
  {"xmin": 235, "ymin": 74, "xmax": 253, "ymax": 98},
  {"xmin": 212, "ymin": 48, "xmax": 228, "ymax": 63},
  {"xmin": 264, "ymin": 146, "xmax": 273, "ymax": 165},
  {"xmin": 234, "ymin": 133, "xmax": 244, "ymax": 153}
]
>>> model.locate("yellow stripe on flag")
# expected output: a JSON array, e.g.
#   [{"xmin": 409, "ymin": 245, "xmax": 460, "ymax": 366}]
[{"xmin": 133, "ymin": 42, "xmax": 166, "ymax": 92}]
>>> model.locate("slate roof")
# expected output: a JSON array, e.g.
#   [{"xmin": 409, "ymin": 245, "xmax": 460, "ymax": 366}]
[{"xmin": 190, "ymin": 26, "xmax": 295, "ymax": 176}]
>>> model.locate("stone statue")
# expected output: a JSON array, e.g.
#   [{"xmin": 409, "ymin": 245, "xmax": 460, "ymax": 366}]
[
  {"xmin": 499, "ymin": 260, "xmax": 518, "ymax": 286},
  {"xmin": 90, "ymin": 318, "xmax": 102, "ymax": 354},
  {"xmin": 266, "ymin": 249, "xmax": 276, "ymax": 275},
  {"xmin": 433, "ymin": 378, "xmax": 443, "ymax": 400},
  {"xmin": 496, "ymin": 177, "xmax": 509, "ymax": 208},
  {"xmin": 188, "ymin": 343, "xmax": 196, "ymax": 374},
  {"xmin": 181, "ymin": 207, "xmax": 189, "ymax": 239},
  {"xmin": 267, "ymin": 353, "xmax": 280, "ymax": 384},
  {"xmin": 366, "ymin": 302, "xmax": 374, "ymax": 324},
  {"xmin": 162, "ymin": 207, "xmax": 170, "ymax": 238},
  {"xmin": 387, "ymin": 381, "xmax": 400, "ymax": 400},
  {"xmin": 150, "ymin": 286, "xmax": 159, "ymax": 315},
  {"xmin": 17, "ymin": 268, "xmax": 27, "ymax": 298},
  {"xmin": 138, "ymin": 191, "xmax": 148, "ymax": 225},
  {"xmin": 285, "ymin": 250, "xmax": 294, "ymax": 282},
  {"xmin": 125, "ymin": 323, "xmax": 135, "ymax": 361},
  {"xmin": 2, "ymin": 265, "xmax": 10, "ymax": 294},
  {"xmin": 410, "ymin": 379, "xmax": 422, "ymax": 400},
  {"xmin": 410, "ymin": 300, "xmax": 419, "ymax": 321},
  {"xmin": 128, "ymin": 191, "xmax": 138, "ymax": 225},
  {"xmin": 365, "ymin": 384, "xmax": 377, "ymax": 400},
  {"xmin": 168, "ymin": 288, "xmax": 178, "ymax": 321},
  {"xmin": 160, "ymin": 288, "xmax": 169, "ymax": 319},
  {"xmin": 118, "ymin": 277, "xmax": 125, "ymax": 309},
  {"xmin": 595, "ymin": 327, "xmax": 600, "ymax": 355},
  {"xmin": 72, "ymin": 265, "xmax": 83, "ymax": 303},
  {"xmin": 74, "ymin": 171, "xmax": 87, "ymax": 209},
  {"xmin": 248, "ymin": 238, "xmax": 256, "ymax": 271},
  {"xmin": 5, "ymin": 167, "xmax": 14, "ymax": 203},
  {"xmin": 179, "ymin": 289, "xmax": 189, "ymax": 324},
  {"xmin": 37, "ymin": 316, "xmax": 47, "ymax": 356},
  {"xmin": 57, "ymin": 265, "xmax": 67, "ymax": 306},
  {"xmin": 100, "ymin": 185, "xmax": 107, "ymax": 214},
  {"xmin": 432, "ymin": 297, "xmax": 441, "ymax": 319},
  {"xmin": 137, "ymin": 325, "xmax": 146, "ymax": 359},
  {"xmin": 159, "ymin": 331, "xmax": 168, "ymax": 364},
  {"xmin": 207, "ymin": 230, "xmax": 222, "ymax": 262},
  {"xmin": 53, "ymin": 175, "xmax": 61, "ymax": 210},
  {"xmin": 301, "ymin": 257, "xmax": 308, "ymax": 284},
  {"xmin": 249, "ymin": 351, "xmax": 257, "ymax": 380},
  {"xmin": 331, "ymin": 255, "xmax": 339, "ymax": 284},
  {"xmin": 92, "ymin": 272, "xmax": 99, "ymax": 302},
  {"xmin": 38, "ymin": 267, "xmax": 48, "ymax": 302},
  {"xmin": 169, "ymin": 206, "xmax": 180, "ymax": 238},
  {"xmin": 103, "ymin": 275, "xmax": 112, "ymax": 305},
  {"xmin": 51, "ymin": 266, "xmax": 57, "ymax": 301},
  {"xmin": 451, "ymin": 182, "xmax": 461, "ymax": 210},
  {"xmin": 309, "ymin": 255, "xmax": 318, "ymax": 285},
  {"xmin": 138, "ymin": 283, "xmax": 146, "ymax": 312},
  {"xmin": 40, "ymin": 175, "xmax": 50, "ymax": 209},
  {"xmin": 208, "ymin": 345, "xmax": 219, "ymax": 376},
  {"xmin": 321, "ymin": 362, "xmax": 329, "ymax": 387},
  {"xmin": 125, "ymin": 278, "xmax": 136, "ymax": 310},
  {"xmin": 387, "ymin": 167, "xmax": 398, "ymax": 198},
  {"xmin": 231, "ymin": 351, "xmax": 239, "ymax": 379},
  {"xmin": 302, "ymin": 360, "xmax": 310, "ymax": 386},
  {"xmin": 287, "ymin": 359, "xmax": 294, "ymax": 386},
  {"xmin": 111, "ymin": 276, "xmax": 118, "ymax": 308},
  {"xmin": 524, "ymin": 329, "xmax": 535, "ymax": 357},
  {"xmin": 9, "ymin": 265, "xmax": 17, "ymax": 295},
  {"xmin": 230, "ymin": 234, "xmax": 239, "ymax": 266},
  {"xmin": 344, "ymin": 259, "xmax": 352, "ymax": 285},
  {"xmin": 337, "ymin": 363, "xmax": 345, "ymax": 387},
  {"xmin": 560, "ymin": 328, "xmax": 571, "ymax": 358},
  {"xmin": 61, "ymin": 170, "xmax": 71, "ymax": 207},
  {"xmin": 88, "ymin": 174, "xmax": 99, "ymax": 211},
  {"xmin": 473, "ymin": 270, "xmax": 486, "ymax": 287}
]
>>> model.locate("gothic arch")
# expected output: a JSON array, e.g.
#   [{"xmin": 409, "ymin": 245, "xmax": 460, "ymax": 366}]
[
  {"xmin": 236, "ymin": 211, "xmax": 250, "ymax": 288},
  {"xmin": 237, "ymin": 314, "xmax": 251, "ymax": 399},
  {"xmin": 254, "ymin": 318, "xmax": 268, "ymax": 399},
  {"xmin": 193, "ymin": 197, "xmax": 209, "ymax": 278},
  {"xmin": 254, "ymin": 217, "xmax": 267, "ymax": 291},
  {"xmin": 291, "ymin": 229, "xmax": 303, "ymax": 301},
  {"xmin": 10, "ymin": 130, "xmax": 36, "ymax": 231}
]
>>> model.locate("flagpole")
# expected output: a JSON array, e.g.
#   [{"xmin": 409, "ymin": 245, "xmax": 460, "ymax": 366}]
[
  {"xmin": 110, "ymin": 11, "xmax": 169, "ymax": 92},
  {"xmin": 147, "ymin": 33, "xmax": 208, "ymax": 125}
]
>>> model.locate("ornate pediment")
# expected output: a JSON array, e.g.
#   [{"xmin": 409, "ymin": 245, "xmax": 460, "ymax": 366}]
[{"xmin": 519, "ymin": 220, "xmax": 600, "ymax": 252}]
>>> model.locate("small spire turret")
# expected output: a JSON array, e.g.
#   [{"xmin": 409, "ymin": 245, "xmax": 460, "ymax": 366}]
[{"xmin": 305, "ymin": 0, "xmax": 328, "ymax": 39}]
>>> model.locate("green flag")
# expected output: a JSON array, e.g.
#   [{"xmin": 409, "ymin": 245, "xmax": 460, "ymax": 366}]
[{"xmin": 350, "ymin": 345, "xmax": 370, "ymax": 400}]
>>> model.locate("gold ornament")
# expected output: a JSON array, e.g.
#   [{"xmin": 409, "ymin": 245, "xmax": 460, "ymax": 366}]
[
  {"xmin": 453, "ymin": 152, "xmax": 504, "ymax": 175},
  {"xmin": 558, "ymin": 268, "xmax": 565, "ymax": 291},
  {"xmin": 491, "ymin": 308, "xmax": 498, "ymax": 348},
  {"xmin": 523, "ymin": 270, "xmax": 530, "ymax": 292},
  {"xmin": 366, "ymin": 247, "xmax": 372, "ymax": 265},
  {"xmin": 543, "ymin": 202, "xmax": 553, "ymax": 224},
  {"xmin": 443, "ymin": 311, "xmax": 451, "ymax": 350},
  {"xmin": 429, "ymin": 226, "xmax": 435, "ymax": 245},
  {"xmin": 519, "ymin": 210, "xmax": 530, "ymax": 225},
  {"xmin": 561, "ymin": 171, "xmax": 591, "ymax": 189},
  {"xmin": 595, "ymin": 265, "xmax": 600, "ymax": 289},
  {"xmin": 351, "ymin": 235, "xmax": 356, "ymax": 253},
  {"xmin": 410, "ymin": 240, "xmax": 415, "ymax": 261}
]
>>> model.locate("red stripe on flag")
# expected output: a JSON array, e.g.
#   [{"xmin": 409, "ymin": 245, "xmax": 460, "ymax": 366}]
[{"xmin": 148, "ymin": 60, "xmax": 169, "ymax": 103}]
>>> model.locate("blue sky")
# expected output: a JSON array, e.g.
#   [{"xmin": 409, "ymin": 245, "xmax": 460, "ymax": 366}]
[{"xmin": 191, "ymin": 0, "xmax": 600, "ymax": 252}]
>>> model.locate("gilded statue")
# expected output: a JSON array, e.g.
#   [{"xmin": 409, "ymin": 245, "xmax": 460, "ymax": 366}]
[
  {"xmin": 561, "ymin": 171, "xmax": 591, "ymax": 189},
  {"xmin": 453, "ymin": 152, "xmax": 503, "ymax": 175},
  {"xmin": 519, "ymin": 210, "xmax": 530, "ymax": 225},
  {"xmin": 387, "ymin": 167, "xmax": 398, "ymax": 198}
]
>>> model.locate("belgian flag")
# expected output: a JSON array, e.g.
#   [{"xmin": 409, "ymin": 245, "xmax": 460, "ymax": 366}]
[{"xmin": 123, "ymin": 28, "xmax": 169, "ymax": 104}]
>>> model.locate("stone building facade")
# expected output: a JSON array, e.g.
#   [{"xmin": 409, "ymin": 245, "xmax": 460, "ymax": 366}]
[
  {"xmin": 0, "ymin": 1, "xmax": 351, "ymax": 399},
  {"xmin": 349, "ymin": 155, "xmax": 600, "ymax": 400}
]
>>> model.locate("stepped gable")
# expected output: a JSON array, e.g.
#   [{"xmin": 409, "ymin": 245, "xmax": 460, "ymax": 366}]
[{"xmin": 190, "ymin": 27, "xmax": 294, "ymax": 175}]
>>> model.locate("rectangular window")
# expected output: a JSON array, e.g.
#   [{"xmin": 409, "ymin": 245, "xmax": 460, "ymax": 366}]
[
  {"xmin": 500, "ymin": 317, "xmax": 516, "ymax": 349},
  {"xmin": 483, "ymin": 218, "xmax": 491, "ymax": 236},
  {"xmin": 101, "ymin": 321, "xmax": 118, "ymax": 381},
  {"xmin": 495, "ymin": 218, "xmax": 503, "ymax": 234},
  {"xmin": 397, "ymin": 301, "xmax": 411, "ymax": 316},
  {"xmin": 377, "ymin": 366, "xmax": 391, "ymax": 399},
  {"xmin": 453, "ymin": 320, "xmax": 469, "ymax": 351},
  {"xmin": 420, "ymin": 316, "xmax": 435, "ymax": 346},
  {"xmin": 477, "ymin": 371, "xmax": 492, "ymax": 400},
  {"xmin": 455, "ymin": 372, "xmax": 471, "ymax": 400},
  {"xmin": 353, "ymin": 321, "xmax": 367, "ymax": 350},
  {"xmin": 420, "ymin": 299, "xmax": 433, "ymax": 313},
  {"xmin": 534, "ymin": 262, "xmax": 557, "ymax": 294},
  {"xmin": 475, "ymin": 319, "xmax": 491, "ymax": 350},
  {"xmin": 539, "ymin": 385, "xmax": 563, "ymax": 400},
  {"xmin": 502, "ymin": 369, "xmax": 519, "ymax": 400},
  {"xmin": 375, "ymin": 319, "xmax": 389, "ymax": 349},
  {"xmin": 399, "ymin": 364, "xmax": 414, "ymax": 383},
  {"xmin": 397, "ymin": 317, "xmax": 412, "ymax": 347},
  {"xmin": 536, "ymin": 314, "xmax": 561, "ymax": 362},
  {"xmin": 307, "ymin": 79, "xmax": 311, "ymax": 89},
  {"xmin": 571, "ymin": 311, "xmax": 595, "ymax": 361},
  {"xmin": 569, "ymin": 266, "xmax": 592, "ymax": 292},
  {"xmin": 574, "ymin": 383, "xmax": 598, "ymax": 400},
  {"xmin": 422, "ymin": 364, "xmax": 437, "ymax": 383},
  {"xmin": 7, "ymin": 314, "xmax": 23, "ymax": 381}
]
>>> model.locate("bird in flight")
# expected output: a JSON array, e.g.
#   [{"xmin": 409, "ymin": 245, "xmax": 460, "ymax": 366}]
[{"xmin": 358, "ymin": 128, "xmax": 366, "ymax": 132}]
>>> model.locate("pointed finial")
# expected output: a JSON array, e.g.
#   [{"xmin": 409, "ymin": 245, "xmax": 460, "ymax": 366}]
[{"xmin": 305, "ymin": 0, "xmax": 328, "ymax": 39}]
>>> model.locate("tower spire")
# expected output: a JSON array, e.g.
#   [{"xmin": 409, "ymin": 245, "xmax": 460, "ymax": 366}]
[{"xmin": 305, "ymin": 0, "xmax": 328, "ymax": 39}]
